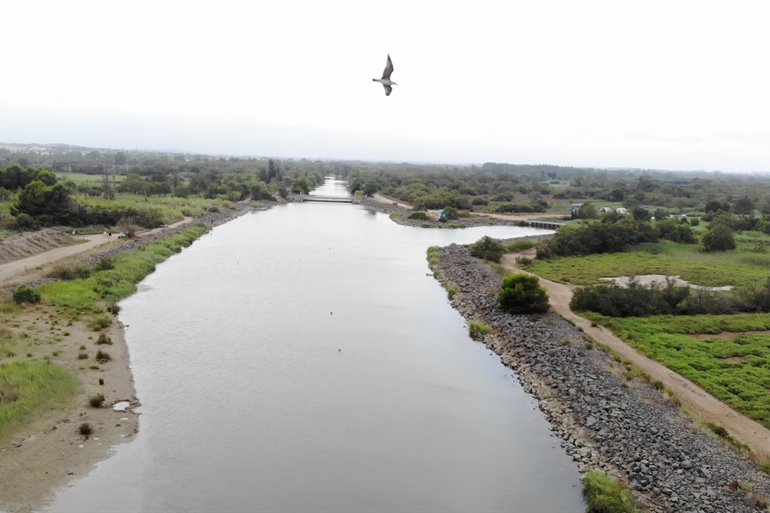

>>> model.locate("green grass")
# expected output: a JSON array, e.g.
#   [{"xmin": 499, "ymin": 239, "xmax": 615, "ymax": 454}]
[
  {"xmin": 468, "ymin": 321, "xmax": 493, "ymax": 340},
  {"xmin": 582, "ymin": 471, "xmax": 638, "ymax": 513},
  {"xmin": 57, "ymin": 172, "xmax": 125, "ymax": 185},
  {"xmin": 39, "ymin": 223, "xmax": 208, "ymax": 312},
  {"xmin": 588, "ymin": 312, "xmax": 770, "ymax": 428},
  {"xmin": 0, "ymin": 361, "xmax": 78, "ymax": 439},
  {"xmin": 427, "ymin": 246, "xmax": 441, "ymax": 266},
  {"xmin": 530, "ymin": 240, "xmax": 769, "ymax": 287}
]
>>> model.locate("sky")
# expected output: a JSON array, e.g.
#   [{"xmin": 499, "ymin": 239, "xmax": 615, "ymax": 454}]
[{"xmin": 2, "ymin": 0, "xmax": 770, "ymax": 172}]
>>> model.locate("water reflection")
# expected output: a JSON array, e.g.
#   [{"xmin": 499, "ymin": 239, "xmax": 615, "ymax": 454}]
[{"xmin": 47, "ymin": 182, "xmax": 584, "ymax": 513}]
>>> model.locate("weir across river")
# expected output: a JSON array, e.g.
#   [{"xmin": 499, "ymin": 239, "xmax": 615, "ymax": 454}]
[{"xmin": 301, "ymin": 195, "xmax": 354, "ymax": 203}]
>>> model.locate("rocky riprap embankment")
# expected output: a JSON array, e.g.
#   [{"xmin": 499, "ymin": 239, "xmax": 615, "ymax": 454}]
[
  {"xmin": 433, "ymin": 243, "xmax": 770, "ymax": 513},
  {"xmin": 358, "ymin": 197, "xmax": 526, "ymax": 228}
]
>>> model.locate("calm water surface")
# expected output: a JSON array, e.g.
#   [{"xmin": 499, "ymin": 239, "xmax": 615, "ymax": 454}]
[{"xmin": 47, "ymin": 180, "xmax": 585, "ymax": 512}]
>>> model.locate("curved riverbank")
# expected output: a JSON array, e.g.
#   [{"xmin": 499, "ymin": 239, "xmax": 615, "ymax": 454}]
[
  {"xmin": 0, "ymin": 201, "xmax": 268, "ymax": 513},
  {"xmin": 432, "ymin": 242, "xmax": 770, "ymax": 513},
  {"xmin": 359, "ymin": 197, "xmax": 531, "ymax": 228}
]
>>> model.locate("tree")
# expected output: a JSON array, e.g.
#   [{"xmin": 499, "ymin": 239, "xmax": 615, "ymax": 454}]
[
  {"xmin": 469, "ymin": 236, "xmax": 505, "ymax": 263},
  {"xmin": 498, "ymin": 274, "xmax": 549, "ymax": 315},
  {"xmin": 632, "ymin": 207, "xmax": 650, "ymax": 221},
  {"xmin": 11, "ymin": 181, "xmax": 73, "ymax": 226},
  {"xmin": 702, "ymin": 224, "xmax": 736, "ymax": 252},
  {"xmin": 734, "ymin": 196, "xmax": 755, "ymax": 215},
  {"xmin": 292, "ymin": 176, "xmax": 310, "ymax": 194},
  {"xmin": 363, "ymin": 179, "xmax": 378, "ymax": 196},
  {"xmin": 113, "ymin": 151, "xmax": 128, "ymax": 165}
]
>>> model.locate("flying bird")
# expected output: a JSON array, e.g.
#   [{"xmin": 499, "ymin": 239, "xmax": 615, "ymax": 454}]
[{"xmin": 372, "ymin": 54, "xmax": 397, "ymax": 96}]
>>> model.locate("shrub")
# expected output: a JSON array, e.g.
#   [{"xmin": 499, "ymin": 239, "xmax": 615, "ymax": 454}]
[
  {"xmin": 96, "ymin": 350, "xmax": 111, "ymax": 361},
  {"xmin": 702, "ymin": 224, "xmax": 736, "ymax": 252},
  {"xmin": 107, "ymin": 304, "xmax": 120, "ymax": 315},
  {"xmin": 498, "ymin": 274, "xmax": 549, "ymax": 314},
  {"xmin": 79, "ymin": 422, "xmax": 92, "ymax": 435},
  {"xmin": 94, "ymin": 256, "xmax": 115, "ymax": 271},
  {"xmin": 89, "ymin": 315, "xmax": 113, "ymax": 331},
  {"xmin": 469, "ymin": 236, "xmax": 505, "ymax": 263},
  {"xmin": 88, "ymin": 393, "xmax": 105, "ymax": 407},
  {"xmin": 96, "ymin": 333, "xmax": 113, "ymax": 345},
  {"xmin": 407, "ymin": 211, "xmax": 430, "ymax": 221},
  {"xmin": 49, "ymin": 263, "xmax": 92, "ymax": 280},
  {"xmin": 78, "ymin": 353, "xmax": 88, "ymax": 360},
  {"xmin": 468, "ymin": 321, "xmax": 492, "ymax": 340},
  {"xmin": 582, "ymin": 470, "xmax": 638, "ymax": 513},
  {"xmin": 570, "ymin": 279, "xmax": 691, "ymax": 317},
  {"xmin": 12, "ymin": 285, "xmax": 41, "ymax": 304}
]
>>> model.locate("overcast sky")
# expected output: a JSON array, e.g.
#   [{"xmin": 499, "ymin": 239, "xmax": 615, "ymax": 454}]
[{"xmin": 2, "ymin": 0, "xmax": 769, "ymax": 172}]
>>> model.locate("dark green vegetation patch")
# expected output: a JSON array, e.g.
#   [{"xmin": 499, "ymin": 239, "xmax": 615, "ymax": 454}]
[{"xmin": 588, "ymin": 313, "xmax": 770, "ymax": 429}]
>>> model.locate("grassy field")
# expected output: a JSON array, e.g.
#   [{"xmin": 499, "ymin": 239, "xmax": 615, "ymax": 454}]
[
  {"xmin": 530, "ymin": 240, "xmax": 770, "ymax": 288},
  {"xmin": 586, "ymin": 312, "xmax": 770, "ymax": 429},
  {"xmin": 57, "ymin": 172, "xmax": 124, "ymax": 185},
  {"xmin": 75, "ymin": 194, "xmax": 233, "ymax": 225}
]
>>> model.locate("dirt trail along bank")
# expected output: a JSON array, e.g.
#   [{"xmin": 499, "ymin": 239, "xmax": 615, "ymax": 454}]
[
  {"xmin": 436, "ymin": 243, "xmax": 770, "ymax": 513},
  {"xmin": 501, "ymin": 249, "xmax": 770, "ymax": 462}
]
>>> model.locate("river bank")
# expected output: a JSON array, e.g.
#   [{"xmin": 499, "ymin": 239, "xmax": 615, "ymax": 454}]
[
  {"xmin": 359, "ymin": 197, "xmax": 534, "ymax": 228},
  {"xmin": 433, "ymin": 242, "xmax": 770, "ymax": 513},
  {"xmin": 0, "ymin": 201, "xmax": 268, "ymax": 513}
]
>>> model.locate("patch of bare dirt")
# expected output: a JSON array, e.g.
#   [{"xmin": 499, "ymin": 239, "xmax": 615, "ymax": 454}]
[
  {"xmin": 688, "ymin": 330, "xmax": 770, "ymax": 341},
  {"xmin": 0, "ymin": 231, "xmax": 80, "ymax": 265},
  {"xmin": 720, "ymin": 356, "xmax": 748, "ymax": 363}
]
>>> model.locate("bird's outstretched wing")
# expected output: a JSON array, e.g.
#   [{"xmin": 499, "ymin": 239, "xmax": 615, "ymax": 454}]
[
  {"xmin": 382, "ymin": 54, "xmax": 394, "ymax": 80},
  {"xmin": 383, "ymin": 84, "xmax": 392, "ymax": 96}
]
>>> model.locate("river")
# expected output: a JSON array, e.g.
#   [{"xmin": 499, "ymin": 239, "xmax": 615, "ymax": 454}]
[{"xmin": 47, "ymin": 179, "xmax": 585, "ymax": 512}]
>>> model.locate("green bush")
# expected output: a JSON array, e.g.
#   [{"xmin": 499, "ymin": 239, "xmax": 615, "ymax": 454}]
[
  {"xmin": 96, "ymin": 333, "xmax": 112, "ymax": 345},
  {"xmin": 88, "ymin": 393, "xmax": 105, "ymax": 408},
  {"xmin": 407, "ymin": 211, "xmax": 430, "ymax": 221},
  {"xmin": 703, "ymin": 224, "xmax": 736, "ymax": 252},
  {"xmin": 570, "ymin": 279, "xmax": 691, "ymax": 317},
  {"xmin": 498, "ymin": 274, "xmax": 549, "ymax": 314},
  {"xmin": 469, "ymin": 236, "xmax": 505, "ymax": 263},
  {"xmin": 12, "ymin": 285, "xmax": 41, "ymax": 304},
  {"xmin": 79, "ymin": 422, "xmax": 92, "ymax": 435},
  {"xmin": 582, "ymin": 471, "xmax": 638, "ymax": 513}
]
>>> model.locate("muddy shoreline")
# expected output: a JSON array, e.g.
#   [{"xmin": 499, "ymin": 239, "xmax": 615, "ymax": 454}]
[
  {"xmin": 0, "ymin": 201, "xmax": 270, "ymax": 513},
  {"xmin": 433, "ymin": 242, "xmax": 770, "ymax": 512}
]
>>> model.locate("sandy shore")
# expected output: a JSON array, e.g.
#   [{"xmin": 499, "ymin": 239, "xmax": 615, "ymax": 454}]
[{"xmin": 0, "ymin": 206, "xmax": 258, "ymax": 513}]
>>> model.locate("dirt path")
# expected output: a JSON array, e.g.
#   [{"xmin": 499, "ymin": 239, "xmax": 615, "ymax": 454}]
[
  {"xmin": 0, "ymin": 217, "xmax": 194, "ymax": 284},
  {"xmin": 372, "ymin": 193, "xmax": 413, "ymax": 210},
  {"xmin": 502, "ymin": 249, "xmax": 770, "ymax": 462},
  {"xmin": 469, "ymin": 211, "xmax": 566, "ymax": 222}
]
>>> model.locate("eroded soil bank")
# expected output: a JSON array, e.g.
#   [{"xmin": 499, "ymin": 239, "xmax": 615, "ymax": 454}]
[{"xmin": 433, "ymin": 242, "xmax": 770, "ymax": 513}]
